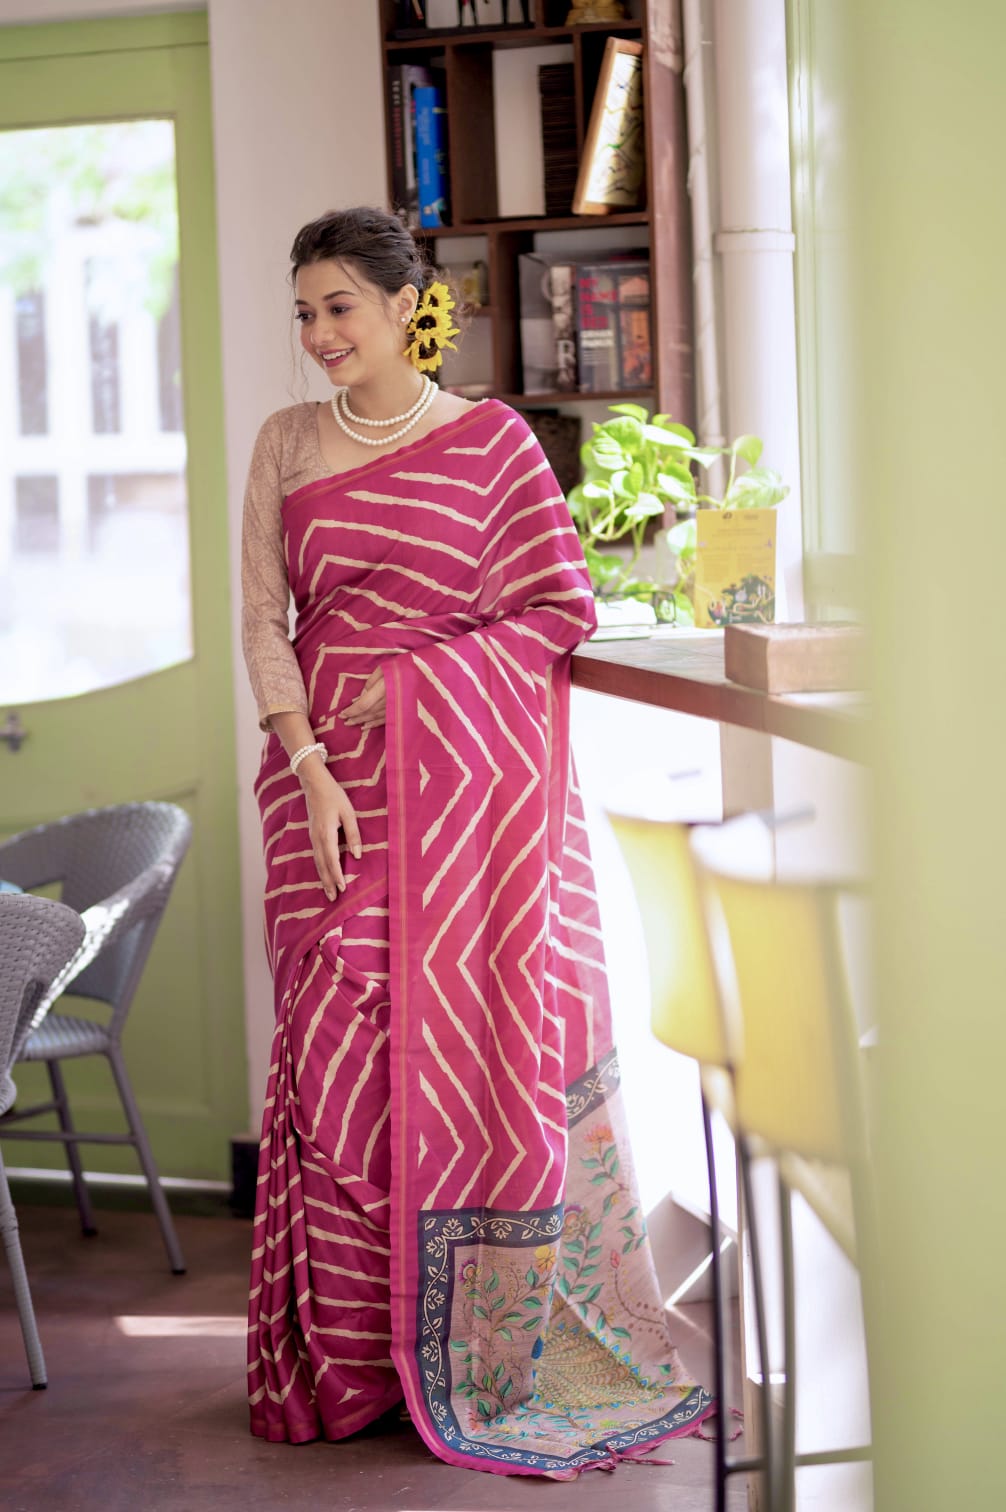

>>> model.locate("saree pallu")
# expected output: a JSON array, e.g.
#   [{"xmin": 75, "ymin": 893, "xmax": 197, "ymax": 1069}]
[{"xmin": 248, "ymin": 400, "xmax": 713, "ymax": 1475}]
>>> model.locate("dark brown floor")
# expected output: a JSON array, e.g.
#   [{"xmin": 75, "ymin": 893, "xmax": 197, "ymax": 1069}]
[{"xmin": 0, "ymin": 1195, "xmax": 746, "ymax": 1512}]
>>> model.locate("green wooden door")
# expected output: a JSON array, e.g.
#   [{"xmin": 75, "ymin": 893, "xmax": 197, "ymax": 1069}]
[{"xmin": 0, "ymin": 14, "xmax": 246, "ymax": 1180}]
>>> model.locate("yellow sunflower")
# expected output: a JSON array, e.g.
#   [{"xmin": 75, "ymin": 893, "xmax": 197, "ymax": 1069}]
[{"xmin": 405, "ymin": 280, "xmax": 460, "ymax": 373}]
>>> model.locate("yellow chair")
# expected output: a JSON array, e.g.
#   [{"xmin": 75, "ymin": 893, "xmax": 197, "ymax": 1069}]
[
  {"xmin": 607, "ymin": 811, "xmax": 772, "ymax": 1512},
  {"xmin": 692, "ymin": 834, "xmax": 874, "ymax": 1512}
]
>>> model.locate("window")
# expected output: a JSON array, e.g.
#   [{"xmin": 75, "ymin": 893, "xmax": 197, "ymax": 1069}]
[{"xmin": 0, "ymin": 119, "xmax": 192, "ymax": 701}]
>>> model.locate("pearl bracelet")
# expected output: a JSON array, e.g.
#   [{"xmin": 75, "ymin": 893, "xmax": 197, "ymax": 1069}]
[{"xmin": 289, "ymin": 741, "xmax": 327, "ymax": 776}]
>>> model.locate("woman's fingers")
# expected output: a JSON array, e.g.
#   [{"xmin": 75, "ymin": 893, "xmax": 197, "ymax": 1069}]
[
  {"xmin": 307, "ymin": 785, "xmax": 361, "ymax": 900},
  {"xmin": 314, "ymin": 827, "xmax": 343, "ymax": 900},
  {"xmin": 339, "ymin": 799, "xmax": 363, "ymax": 860},
  {"xmin": 343, "ymin": 668, "xmax": 387, "ymax": 727}
]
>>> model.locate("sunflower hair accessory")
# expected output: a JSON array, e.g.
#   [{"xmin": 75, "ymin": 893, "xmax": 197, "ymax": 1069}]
[{"xmin": 405, "ymin": 280, "xmax": 460, "ymax": 373}]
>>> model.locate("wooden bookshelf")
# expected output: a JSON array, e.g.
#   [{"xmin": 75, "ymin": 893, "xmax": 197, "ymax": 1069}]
[{"xmin": 379, "ymin": 0, "xmax": 692, "ymax": 421}]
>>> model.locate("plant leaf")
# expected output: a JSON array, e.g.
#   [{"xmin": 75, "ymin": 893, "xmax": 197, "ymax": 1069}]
[
  {"xmin": 623, "ymin": 492, "xmax": 664, "ymax": 522},
  {"xmin": 607, "ymin": 402, "xmax": 650, "ymax": 422},
  {"xmin": 666, "ymin": 518, "xmax": 697, "ymax": 552},
  {"xmin": 723, "ymin": 466, "xmax": 789, "ymax": 510},
  {"xmin": 601, "ymin": 416, "xmax": 645, "ymax": 448},
  {"xmin": 656, "ymin": 472, "xmax": 695, "ymax": 504},
  {"xmin": 732, "ymin": 434, "xmax": 763, "ymax": 465},
  {"xmin": 643, "ymin": 424, "xmax": 691, "ymax": 448}
]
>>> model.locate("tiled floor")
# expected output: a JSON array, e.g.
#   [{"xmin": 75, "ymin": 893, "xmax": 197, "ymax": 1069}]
[{"xmin": 0, "ymin": 1195, "xmax": 747, "ymax": 1512}]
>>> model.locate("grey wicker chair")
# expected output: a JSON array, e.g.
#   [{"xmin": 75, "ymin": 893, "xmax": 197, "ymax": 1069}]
[
  {"xmin": 0, "ymin": 802, "xmax": 192, "ymax": 1275},
  {"xmin": 1, "ymin": 892, "xmax": 87, "ymax": 1388}
]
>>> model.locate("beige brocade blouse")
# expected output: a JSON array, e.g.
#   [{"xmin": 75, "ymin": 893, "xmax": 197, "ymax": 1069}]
[{"xmin": 241, "ymin": 403, "xmax": 337, "ymax": 731}]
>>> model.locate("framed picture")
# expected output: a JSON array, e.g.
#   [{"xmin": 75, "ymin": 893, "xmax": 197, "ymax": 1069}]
[{"xmin": 572, "ymin": 38, "xmax": 646, "ymax": 216}]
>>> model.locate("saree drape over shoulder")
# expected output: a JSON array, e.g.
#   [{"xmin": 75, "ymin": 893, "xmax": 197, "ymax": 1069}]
[{"xmin": 247, "ymin": 400, "xmax": 712, "ymax": 1476}]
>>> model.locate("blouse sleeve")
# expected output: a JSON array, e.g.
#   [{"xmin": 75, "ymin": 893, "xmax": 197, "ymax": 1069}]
[{"xmin": 240, "ymin": 412, "xmax": 311, "ymax": 732}]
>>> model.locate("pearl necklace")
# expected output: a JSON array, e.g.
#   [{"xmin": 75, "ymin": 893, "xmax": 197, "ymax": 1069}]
[
  {"xmin": 342, "ymin": 375, "xmax": 433, "ymax": 427},
  {"xmin": 330, "ymin": 377, "xmax": 436, "ymax": 447}
]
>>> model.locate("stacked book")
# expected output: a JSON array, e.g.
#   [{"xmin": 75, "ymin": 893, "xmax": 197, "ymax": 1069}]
[
  {"xmin": 387, "ymin": 63, "xmax": 451, "ymax": 228},
  {"xmin": 518, "ymin": 251, "xmax": 652, "ymax": 395},
  {"xmin": 539, "ymin": 63, "xmax": 578, "ymax": 218}
]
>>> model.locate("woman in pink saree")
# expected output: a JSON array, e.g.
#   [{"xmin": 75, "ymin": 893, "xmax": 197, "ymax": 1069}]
[{"xmin": 241, "ymin": 208, "xmax": 712, "ymax": 1477}]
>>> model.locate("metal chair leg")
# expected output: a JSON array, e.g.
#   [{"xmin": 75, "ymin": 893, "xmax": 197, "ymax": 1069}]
[
  {"xmin": 0, "ymin": 1146, "xmax": 47, "ymax": 1388},
  {"xmin": 739, "ymin": 1136, "xmax": 775, "ymax": 1512},
  {"xmin": 779, "ymin": 1169, "xmax": 796, "ymax": 1512},
  {"xmin": 46, "ymin": 1059, "xmax": 98, "ymax": 1236},
  {"xmin": 701, "ymin": 1091, "xmax": 729, "ymax": 1512},
  {"xmin": 104, "ymin": 1046, "xmax": 186, "ymax": 1274}
]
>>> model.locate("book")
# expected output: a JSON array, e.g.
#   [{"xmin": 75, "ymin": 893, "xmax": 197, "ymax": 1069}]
[
  {"xmin": 575, "ymin": 257, "xmax": 651, "ymax": 392},
  {"xmin": 539, "ymin": 62, "xmax": 577, "ymax": 218},
  {"xmin": 693, "ymin": 509, "xmax": 777, "ymax": 629},
  {"xmin": 518, "ymin": 253, "xmax": 578, "ymax": 394},
  {"xmin": 415, "ymin": 83, "xmax": 450, "ymax": 228},
  {"xmin": 550, "ymin": 262, "xmax": 577, "ymax": 392},
  {"xmin": 724, "ymin": 622, "xmax": 867, "ymax": 693},
  {"xmin": 388, "ymin": 69, "xmax": 406, "ymax": 212},
  {"xmin": 388, "ymin": 63, "xmax": 433, "ymax": 227}
]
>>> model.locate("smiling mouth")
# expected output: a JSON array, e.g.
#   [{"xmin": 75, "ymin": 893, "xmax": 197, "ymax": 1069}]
[{"xmin": 319, "ymin": 347, "xmax": 352, "ymax": 366}]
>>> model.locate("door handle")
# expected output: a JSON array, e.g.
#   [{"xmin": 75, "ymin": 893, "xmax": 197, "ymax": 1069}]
[{"xmin": 1, "ymin": 711, "xmax": 27, "ymax": 753}]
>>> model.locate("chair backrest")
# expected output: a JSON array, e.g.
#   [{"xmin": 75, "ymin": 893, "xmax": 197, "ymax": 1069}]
[
  {"xmin": 0, "ymin": 893, "xmax": 86, "ymax": 1112},
  {"xmin": 694, "ymin": 857, "xmax": 867, "ymax": 1166},
  {"xmin": 0, "ymin": 803, "xmax": 192, "ymax": 1017},
  {"xmin": 607, "ymin": 812, "xmax": 732, "ymax": 1069}
]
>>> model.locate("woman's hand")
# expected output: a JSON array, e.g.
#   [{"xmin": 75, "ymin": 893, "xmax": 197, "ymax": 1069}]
[
  {"xmin": 301, "ymin": 765, "xmax": 362, "ymax": 900},
  {"xmin": 342, "ymin": 667, "xmax": 387, "ymax": 730}
]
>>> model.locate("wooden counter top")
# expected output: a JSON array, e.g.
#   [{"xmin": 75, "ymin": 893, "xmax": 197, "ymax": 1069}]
[{"xmin": 572, "ymin": 630, "xmax": 869, "ymax": 764}]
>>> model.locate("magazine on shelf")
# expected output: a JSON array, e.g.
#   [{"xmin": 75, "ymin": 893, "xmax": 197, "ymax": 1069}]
[
  {"xmin": 518, "ymin": 253, "xmax": 579, "ymax": 394},
  {"xmin": 575, "ymin": 257, "xmax": 652, "ymax": 392}
]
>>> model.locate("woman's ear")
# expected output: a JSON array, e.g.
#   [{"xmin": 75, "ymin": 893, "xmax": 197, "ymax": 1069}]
[{"xmin": 398, "ymin": 283, "xmax": 419, "ymax": 325}]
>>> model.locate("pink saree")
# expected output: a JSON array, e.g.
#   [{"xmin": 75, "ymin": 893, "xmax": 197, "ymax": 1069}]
[{"xmin": 248, "ymin": 400, "xmax": 713, "ymax": 1475}]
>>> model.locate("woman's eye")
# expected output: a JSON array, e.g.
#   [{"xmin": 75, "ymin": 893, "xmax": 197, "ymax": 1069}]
[{"xmin": 295, "ymin": 311, "xmax": 310, "ymax": 323}]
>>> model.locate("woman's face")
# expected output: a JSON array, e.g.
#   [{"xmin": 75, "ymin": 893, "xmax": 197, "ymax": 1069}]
[{"xmin": 294, "ymin": 259, "xmax": 414, "ymax": 386}]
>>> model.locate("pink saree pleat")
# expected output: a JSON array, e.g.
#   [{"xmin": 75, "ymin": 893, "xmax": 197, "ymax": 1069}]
[
  {"xmin": 248, "ymin": 918, "xmax": 400, "ymax": 1442},
  {"xmin": 248, "ymin": 401, "xmax": 713, "ymax": 1473}
]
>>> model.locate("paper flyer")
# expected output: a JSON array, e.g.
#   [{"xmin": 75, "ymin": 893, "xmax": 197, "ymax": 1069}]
[{"xmin": 694, "ymin": 509, "xmax": 777, "ymax": 627}]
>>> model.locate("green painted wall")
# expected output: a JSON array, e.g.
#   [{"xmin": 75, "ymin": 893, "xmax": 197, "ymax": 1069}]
[
  {"xmin": 847, "ymin": 1, "xmax": 1006, "ymax": 1506},
  {"xmin": 0, "ymin": 13, "xmax": 247, "ymax": 1181}
]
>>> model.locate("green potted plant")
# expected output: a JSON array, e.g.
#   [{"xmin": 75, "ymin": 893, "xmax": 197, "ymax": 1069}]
[{"xmin": 566, "ymin": 402, "xmax": 789, "ymax": 626}]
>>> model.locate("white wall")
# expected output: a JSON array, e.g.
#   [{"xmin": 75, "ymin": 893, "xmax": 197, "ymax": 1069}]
[{"xmin": 207, "ymin": 0, "xmax": 386, "ymax": 1117}]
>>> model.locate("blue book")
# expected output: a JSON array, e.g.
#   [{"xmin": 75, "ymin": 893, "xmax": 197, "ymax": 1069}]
[{"xmin": 414, "ymin": 84, "xmax": 449, "ymax": 228}]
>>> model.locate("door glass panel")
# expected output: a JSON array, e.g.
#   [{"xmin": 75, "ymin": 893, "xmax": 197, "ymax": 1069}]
[{"xmin": 0, "ymin": 120, "xmax": 192, "ymax": 702}]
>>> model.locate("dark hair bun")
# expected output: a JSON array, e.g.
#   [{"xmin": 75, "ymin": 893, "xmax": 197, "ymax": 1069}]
[{"xmin": 290, "ymin": 207, "xmax": 429, "ymax": 299}]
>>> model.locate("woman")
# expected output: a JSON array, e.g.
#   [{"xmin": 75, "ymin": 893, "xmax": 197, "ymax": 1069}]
[{"xmin": 242, "ymin": 206, "xmax": 711, "ymax": 1477}]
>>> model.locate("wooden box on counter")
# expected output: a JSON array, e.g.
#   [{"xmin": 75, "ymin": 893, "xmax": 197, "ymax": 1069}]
[{"xmin": 724, "ymin": 622, "xmax": 868, "ymax": 693}]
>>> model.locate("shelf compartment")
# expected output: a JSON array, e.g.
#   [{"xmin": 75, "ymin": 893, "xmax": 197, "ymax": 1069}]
[
  {"xmin": 445, "ymin": 44, "xmax": 499, "ymax": 223},
  {"xmin": 501, "ymin": 388, "xmax": 654, "ymax": 406},
  {"xmin": 415, "ymin": 209, "xmax": 650, "ymax": 237},
  {"xmin": 385, "ymin": 21, "xmax": 644, "ymax": 53}
]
